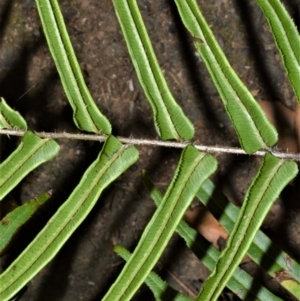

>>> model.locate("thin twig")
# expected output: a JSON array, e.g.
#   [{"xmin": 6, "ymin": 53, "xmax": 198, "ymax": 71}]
[{"xmin": 1, "ymin": 129, "xmax": 300, "ymax": 161}]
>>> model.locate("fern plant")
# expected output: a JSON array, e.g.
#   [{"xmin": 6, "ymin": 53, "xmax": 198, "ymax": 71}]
[{"xmin": 0, "ymin": 0, "xmax": 299, "ymax": 300}]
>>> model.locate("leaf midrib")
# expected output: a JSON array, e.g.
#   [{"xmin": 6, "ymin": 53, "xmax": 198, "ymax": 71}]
[
  {"xmin": 0, "ymin": 144, "xmax": 128, "ymax": 294},
  {"xmin": 121, "ymin": 0, "xmax": 179, "ymax": 139},
  {"xmin": 43, "ymin": 0, "xmax": 99, "ymax": 133},
  {"xmin": 0, "ymin": 137, "xmax": 49, "ymax": 187},
  {"xmin": 198, "ymin": 158, "xmax": 284, "ymax": 300},
  {"xmin": 117, "ymin": 152, "xmax": 206, "ymax": 300}
]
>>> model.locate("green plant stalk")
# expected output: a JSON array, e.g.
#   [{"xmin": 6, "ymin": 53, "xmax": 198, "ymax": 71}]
[
  {"xmin": 0, "ymin": 131, "xmax": 59, "ymax": 201},
  {"xmin": 174, "ymin": 0, "xmax": 278, "ymax": 153},
  {"xmin": 35, "ymin": 0, "xmax": 111, "ymax": 134},
  {"xmin": 102, "ymin": 146, "xmax": 217, "ymax": 301},
  {"xmin": 196, "ymin": 153, "xmax": 298, "ymax": 301},
  {"xmin": 256, "ymin": 0, "xmax": 300, "ymax": 104},
  {"xmin": 113, "ymin": 0, "xmax": 194, "ymax": 141},
  {"xmin": 0, "ymin": 136, "xmax": 138, "ymax": 301},
  {"xmin": 143, "ymin": 170, "xmax": 281, "ymax": 301},
  {"xmin": 0, "ymin": 98, "xmax": 27, "ymax": 130}
]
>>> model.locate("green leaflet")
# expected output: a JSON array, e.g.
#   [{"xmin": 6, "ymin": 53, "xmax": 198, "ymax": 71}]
[
  {"xmin": 143, "ymin": 171, "xmax": 281, "ymax": 301},
  {"xmin": 113, "ymin": 0, "xmax": 194, "ymax": 141},
  {"xmin": 102, "ymin": 145, "xmax": 217, "ymax": 301},
  {"xmin": 174, "ymin": 0, "xmax": 278, "ymax": 153},
  {"xmin": 0, "ymin": 131, "xmax": 59, "ymax": 201},
  {"xmin": 0, "ymin": 136, "xmax": 138, "ymax": 301},
  {"xmin": 196, "ymin": 153, "xmax": 298, "ymax": 301},
  {"xmin": 281, "ymin": 280, "xmax": 300, "ymax": 300},
  {"xmin": 0, "ymin": 192, "xmax": 51, "ymax": 254},
  {"xmin": 256, "ymin": 0, "xmax": 300, "ymax": 104},
  {"xmin": 0, "ymin": 98, "xmax": 27, "ymax": 130},
  {"xmin": 35, "ymin": 0, "xmax": 111, "ymax": 134},
  {"xmin": 114, "ymin": 245, "xmax": 193, "ymax": 301},
  {"xmin": 197, "ymin": 179, "xmax": 300, "ymax": 283}
]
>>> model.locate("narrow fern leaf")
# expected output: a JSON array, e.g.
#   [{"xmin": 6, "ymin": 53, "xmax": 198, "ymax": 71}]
[
  {"xmin": 102, "ymin": 146, "xmax": 217, "ymax": 301},
  {"xmin": 0, "ymin": 98, "xmax": 27, "ymax": 130},
  {"xmin": 0, "ymin": 131, "xmax": 59, "ymax": 201},
  {"xmin": 174, "ymin": 0, "xmax": 278, "ymax": 153},
  {"xmin": 113, "ymin": 0, "xmax": 194, "ymax": 141},
  {"xmin": 256, "ymin": 0, "xmax": 300, "ymax": 104},
  {"xmin": 114, "ymin": 245, "xmax": 193, "ymax": 301},
  {"xmin": 35, "ymin": 0, "xmax": 111, "ymax": 134},
  {"xmin": 0, "ymin": 192, "xmax": 51, "ymax": 254},
  {"xmin": 0, "ymin": 136, "xmax": 138, "ymax": 301},
  {"xmin": 197, "ymin": 179, "xmax": 300, "ymax": 283},
  {"xmin": 143, "ymin": 171, "xmax": 282, "ymax": 301},
  {"xmin": 196, "ymin": 153, "xmax": 298, "ymax": 301}
]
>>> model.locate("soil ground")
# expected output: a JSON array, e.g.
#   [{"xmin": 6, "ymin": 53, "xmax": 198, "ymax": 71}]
[{"xmin": 0, "ymin": 0, "xmax": 299, "ymax": 300}]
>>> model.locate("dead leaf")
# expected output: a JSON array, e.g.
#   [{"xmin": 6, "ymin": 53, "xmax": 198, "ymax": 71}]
[{"xmin": 184, "ymin": 205, "xmax": 228, "ymax": 250}]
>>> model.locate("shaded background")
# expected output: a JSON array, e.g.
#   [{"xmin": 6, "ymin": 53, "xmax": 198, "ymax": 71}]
[{"xmin": 0, "ymin": 0, "xmax": 299, "ymax": 300}]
